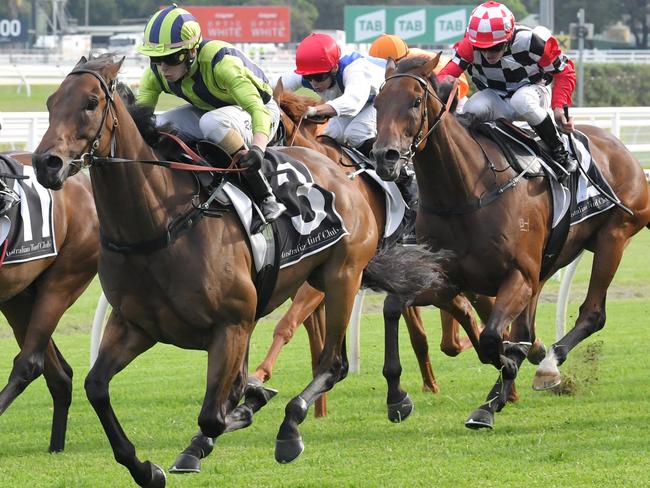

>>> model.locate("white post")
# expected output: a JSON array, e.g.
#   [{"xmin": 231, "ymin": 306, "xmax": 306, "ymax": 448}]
[
  {"xmin": 90, "ymin": 292, "xmax": 110, "ymax": 368},
  {"xmin": 555, "ymin": 253, "xmax": 583, "ymax": 341},
  {"xmin": 347, "ymin": 289, "xmax": 365, "ymax": 373}
]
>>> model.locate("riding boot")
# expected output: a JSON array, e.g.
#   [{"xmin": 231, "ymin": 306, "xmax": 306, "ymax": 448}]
[
  {"xmin": 532, "ymin": 114, "xmax": 578, "ymax": 180},
  {"xmin": 396, "ymin": 163, "xmax": 418, "ymax": 209},
  {"xmin": 356, "ymin": 138, "xmax": 376, "ymax": 159},
  {"xmin": 243, "ymin": 168, "xmax": 286, "ymax": 222}
]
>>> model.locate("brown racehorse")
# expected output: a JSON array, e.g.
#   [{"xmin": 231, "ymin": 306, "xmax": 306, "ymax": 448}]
[
  {"xmin": 0, "ymin": 151, "xmax": 98, "ymax": 452},
  {"xmin": 373, "ymin": 55, "xmax": 650, "ymax": 429},
  {"xmin": 32, "ymin": 55, "xmax": 448, "ymax": 485},
  {"xmin": 269, "ymin": 84, "xmax": 530, "ymax": 421}
]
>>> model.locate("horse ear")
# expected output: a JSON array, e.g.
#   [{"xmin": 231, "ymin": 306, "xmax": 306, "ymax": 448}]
[
  {"xmin": 75, "ymin": 56, "xmax": 87, "ymax": 67},
  {"xmin": 385, "ymin": 58, "xmax": 396, "ymax": 78},
  {"xmin": 423, "ymin": 52, "xmax": 441, "ymax": 75},
  {"xmin": 273, "ymin": 77, "xmax": 284, "ymax": 102}
]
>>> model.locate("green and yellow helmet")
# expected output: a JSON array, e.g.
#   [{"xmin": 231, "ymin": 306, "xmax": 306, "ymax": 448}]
[{"xmin": 138, "ymin": 5, "xmax": 202, "ymax": 57}]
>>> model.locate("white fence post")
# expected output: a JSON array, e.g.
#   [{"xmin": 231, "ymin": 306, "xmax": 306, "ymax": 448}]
[
  {"xmin": 347, "ymin": 289, "xmax": 365, "ymax": 374},
  {"xmin": 555, "ymin": 254, "xmax": 583, "ymax": 341},
  {"xmin": 90, "ymin": 292, "xmax": 110, "ymax": 368}
]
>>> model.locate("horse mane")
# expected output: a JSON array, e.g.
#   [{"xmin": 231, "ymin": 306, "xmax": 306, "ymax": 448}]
[{"xmin": 278, "ymin": 90, "xmax": 319, "ymax": 123}]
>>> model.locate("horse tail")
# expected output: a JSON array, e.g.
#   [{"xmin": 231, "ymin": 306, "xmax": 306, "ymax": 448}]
[{"xmin": 362, "ymin": 244, "xmax": 453, "ymax": 303}]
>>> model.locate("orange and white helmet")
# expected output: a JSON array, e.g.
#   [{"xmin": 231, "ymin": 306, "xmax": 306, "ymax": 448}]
[
  {"xmin": 369, "ymin": 34, "xmax": 409, "ymax": 61},
  {"xmin": 466, "ymin": 1, "xmax": 515, "ymax": 49}
]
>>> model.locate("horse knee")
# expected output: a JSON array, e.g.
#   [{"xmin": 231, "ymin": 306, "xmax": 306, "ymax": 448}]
[
  {"xmin": 198, "ymin": 411, "xmax": 227, "ymax": 438},
  {"xmin": 440, "ymin": 343, "xmax": 462, "ymax": 357},
  {"xmin": 11, "ymin": 352, "xmax": 45, "ymax": 384},
  {"xmin": 84, "ymin": 374, "xmax": 109, "ymax": 407},
  {"xmin": 383, "ymin": 295, "xmax": 403, "ymax": 321}
]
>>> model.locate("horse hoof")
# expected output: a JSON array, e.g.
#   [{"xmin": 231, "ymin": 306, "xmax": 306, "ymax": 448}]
[
  {"xmin": 387, "ymin": 393, "xmax": 414, "ymax": 423},
  {"xmin": 532, "ymin": 370, "xmax": 561, "ymax": 391},
  {"xmin": 275, "ymin": 436, "xmax": 304, "ymax": 464},
  {"xmin": 422, "ymin": 383, "xmax": 440, "ymax": 394},
  {"xmin": 169, "ymin": 453, "xmax": 201, "ymax": 474},
  {"xmin": 143, "ymin": 462, "xmax": 167, "ymax": 488},
  {"xmin": 465, "ymin": 408, "xmax": 494, "ymax": 430}
]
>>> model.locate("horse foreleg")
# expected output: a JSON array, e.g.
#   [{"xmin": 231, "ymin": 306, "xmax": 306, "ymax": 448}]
[
  {"xmin": 402, "ymin": 304, "xmax": 439, "ymax": 393},
  {"xmin": 534, "ymin": 233, "xmax": 627, "ymax": 390},
  {"xmin": 480, "ymin": 270, "xmax": 533, "ymax": 370},
  {"xmin": 439, "ymin": 310, "xmax": 470, "ymax": 356},
  {"xmin": 382, "ymin": 294, "xmax": 414, "ymax": 423},
  {"xmin": 43, "ymin": 340, "xmax": 74, "ymax": 453},
  {"xmin": 304, "ymin": 304, "xmax": 328, "ymax": 417},
  {"xmin": 275, "ymin": 271, "xmax": 359, "ymax": 464},
  {"xmin": 84, "ymin": 311, "xmax": 160, "ymax": 487},
  {"xmin": 438, "ymin": 294, "xmax": 485, "ymax": 363},
  {"xmin": 253, "ymin": 282, "xmax": 324, "ymax": 382},
  {"xmin": 466, "ymin": 296, "xmax": 537, "ymax": 429}
]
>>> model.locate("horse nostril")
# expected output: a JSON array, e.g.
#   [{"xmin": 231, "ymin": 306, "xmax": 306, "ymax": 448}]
[
  {"xmin": 45, "ymin": 154, "xmax": 63, "ymax": 171},
  {"xmin": 384, "ymin": 149, "xmax": 401, "ymax": 164}
]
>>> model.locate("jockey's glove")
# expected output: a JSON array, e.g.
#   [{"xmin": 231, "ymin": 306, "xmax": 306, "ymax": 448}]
[
  {"xmin": 238, "ymin": 145, "xmax": 265, "ymax": 170},
  {"xmin": 304, "ymin": 106, "xmax": 318, "ymax": 118}
]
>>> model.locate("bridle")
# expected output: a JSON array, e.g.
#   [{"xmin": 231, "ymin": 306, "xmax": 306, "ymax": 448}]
[
  {"xmin": 379, "ymin": 72, "xmax": 458, "ymax": 162},
  {"xmin": 66, "ymin": 68, "xmax": 119, "ymax": 174}
]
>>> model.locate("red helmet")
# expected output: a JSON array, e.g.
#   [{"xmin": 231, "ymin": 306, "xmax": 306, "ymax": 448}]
[
  {"xmin": 295, "ymin": 33, "xmax": 341, "ymax": 75},
  {"xmin": 466, "ymin": 1, "xmax": 516, "ymax": 48}
]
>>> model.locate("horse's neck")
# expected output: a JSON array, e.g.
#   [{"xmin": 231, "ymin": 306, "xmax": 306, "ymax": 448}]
[
  {"xmin": 293, "ymin": 126, "xmax": 340, "ymax": 161},
  {"xmin": 416, "ymin": 116, "xmax": 487, "ymax": 207},
  {"xmin": 91, "ymin": 105, "xmax": 194, "ymax": 244}
]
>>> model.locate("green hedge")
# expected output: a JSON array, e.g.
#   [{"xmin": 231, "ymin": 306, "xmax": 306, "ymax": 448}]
[{"xmin": 581, "ymin": 64, "xmax": 650, "ymax": 107}]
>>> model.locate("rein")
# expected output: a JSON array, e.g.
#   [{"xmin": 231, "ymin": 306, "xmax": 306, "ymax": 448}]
[{"xmin": 65, "ymin": 68, "xmax": 246, "ymax": 174}]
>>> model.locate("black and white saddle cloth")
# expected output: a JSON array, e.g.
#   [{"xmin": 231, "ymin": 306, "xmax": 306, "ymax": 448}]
[
  {"xmin": 0, "ymin": 156, "xmax": 56, "ymax": 264},
  {"xmin": 223, "ymin": 148, "xmax": 349, "ymax": 272}
]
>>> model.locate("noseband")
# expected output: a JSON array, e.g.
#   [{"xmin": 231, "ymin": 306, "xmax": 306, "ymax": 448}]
[{"xmin": 380, "ymin": 72, "xmax": 458, "ymax": 162}]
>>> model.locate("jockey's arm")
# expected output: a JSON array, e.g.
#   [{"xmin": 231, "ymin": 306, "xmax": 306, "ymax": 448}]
[
  {"xmin": 539, "ymin": 35, "xmax": 577, "ymax": 132},
  {"xmin": 326, "ymin": 61, "xmax": 373, "ymax": 118},
  {"xmin": 135, "ymin": 67, "xmax": 162, "ymax": 108}
]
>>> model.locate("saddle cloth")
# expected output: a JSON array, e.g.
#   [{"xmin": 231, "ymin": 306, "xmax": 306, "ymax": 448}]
[
  {"xmin": 222, "ymin": 148, "xmax": 349, "ymax": 272},
  {"xmin": 0, "ymin": 156, "xmax": 57, "ymax": 264}
]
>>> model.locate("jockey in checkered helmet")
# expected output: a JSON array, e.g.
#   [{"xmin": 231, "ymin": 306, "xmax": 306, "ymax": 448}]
[{"xmin": 438, "ymin": 1, "xmax": 578, "ymax": 180}]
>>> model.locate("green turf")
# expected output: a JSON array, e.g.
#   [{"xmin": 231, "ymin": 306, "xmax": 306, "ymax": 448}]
[{"xmin": 0, "ymin": 230, "xmax": 648, "ymax": 486}]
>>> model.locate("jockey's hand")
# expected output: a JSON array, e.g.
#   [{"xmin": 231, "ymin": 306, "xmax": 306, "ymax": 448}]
[
  {"xmin": 237, "ymin": 145, "xmax": 264, "ymax": 170},
  {"xmin": 304, "ymin": 106, "xmax": 319, "ymax": 118},
  {"xmin": 553, "ymin": 107, "xmax": 574, "ymax": 133}
]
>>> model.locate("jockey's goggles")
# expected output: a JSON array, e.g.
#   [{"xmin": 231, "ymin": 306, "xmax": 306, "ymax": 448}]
[
  {"xmin": 150, "ymin": 50, "xmax": 189, "ymax": 66},
  {"xmin": 478, "ymin": 42, "xmax": 508, "ymax": 53},
  {"xmin": 303, "ymin": 71, "xmax": 334, "ymax": 83}
]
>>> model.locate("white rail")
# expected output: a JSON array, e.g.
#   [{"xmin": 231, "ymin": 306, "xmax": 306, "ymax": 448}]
[{"xmin": 4, "ymin": 107, "xmax": 650, "ymax": 153}]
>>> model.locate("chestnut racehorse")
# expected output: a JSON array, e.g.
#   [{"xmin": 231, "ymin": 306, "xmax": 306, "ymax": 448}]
[
  {"xmin": 32, "ymin": 55, "xmax": 448, "ymax": 485},
  {"xmin": 0, "ymin": 151, "xmax": 98, "ymax": 452},
  {"xmin": 373, "ymin": 55, "xmax": 650, "ymax": 429}
]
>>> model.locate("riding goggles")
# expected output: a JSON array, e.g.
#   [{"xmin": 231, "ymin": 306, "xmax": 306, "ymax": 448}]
[
  {"xmin": 149, "ymin": 50, "xmax": 189, "ymax": 66},
  {"xmin": 303, "ymin": 71, "xmax": 334, "ymax": 83}
]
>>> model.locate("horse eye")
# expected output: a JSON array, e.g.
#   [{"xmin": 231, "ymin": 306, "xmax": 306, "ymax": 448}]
[
  {"xmin": 413, "ymin": 97, "xmax": 422, "ymax": 108},
  {"xmin": 86, "ymin": 98, "xmax": 99, "ymax": 111}
]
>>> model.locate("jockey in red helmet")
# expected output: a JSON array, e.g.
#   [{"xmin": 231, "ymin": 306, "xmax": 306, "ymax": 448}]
[
  {"xmin": 280, "ymin": 33, "xmax": 386, "ymax": 159},
  {"xmin": 438, "ymin": 1, "xmax": 578, "ymax": 179}
]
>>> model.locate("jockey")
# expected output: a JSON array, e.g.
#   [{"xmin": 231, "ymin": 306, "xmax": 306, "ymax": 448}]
[
  {"xmin": 279, "ymin": 33, "xmax": 416, "ymax": 206},
  {"xmin": 437, "ymin": 1, "xmax": 578, "ymax": 178},
  {"xmin": 278, "ymin": 33, "xmax": 384, "ymax": 159},
  {"xmin": 369, "ymin": 34, "xmax": 471, "ymax": 112},
  {"xmin": 136, "ymin": 5, "xmax": 286, "ymax": 223}
]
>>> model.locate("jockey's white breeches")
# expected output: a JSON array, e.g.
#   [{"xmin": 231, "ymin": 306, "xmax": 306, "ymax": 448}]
[
  {"xmin": 462, "ymin": 84, "xmax": 551, "ymax": 126},
  {"xmin": 156, "ymin": 98, "xmax": 281, "ymax": 148},
  {"xmin": 324, "ymin": 102, "xmax": 376, "ymax": 148}
]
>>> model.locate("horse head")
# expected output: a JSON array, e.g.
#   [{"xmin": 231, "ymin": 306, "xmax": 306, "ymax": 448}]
[
  {"xmin": 373, "ymin": 54, "xmax": 446, "ymax": 181},
  {"xmin": 273, "ymin": 79, "xmax": 327, "ymax": 144},
  {"xmin": 32, "ymin": 54, "xmax": 124, "ymax": 189}
]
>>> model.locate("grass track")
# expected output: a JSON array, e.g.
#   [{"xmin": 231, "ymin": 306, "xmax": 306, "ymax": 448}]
[{"xmin": 0, "ymin": 232, "xmax": 648, "ymax": 486}]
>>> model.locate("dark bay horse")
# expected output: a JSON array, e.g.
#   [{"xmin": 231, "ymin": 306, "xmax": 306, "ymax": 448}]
[
  {"xmin": 0, "ymin": 151, "xmax": 98, "ymax": 452},
  {"xmin": 373, "ymin": 55, "xmax": 650, "ymax": 429},
  {"xmin": 32, "ymin": 56, "xmax": 447, "ymax": 485}
]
